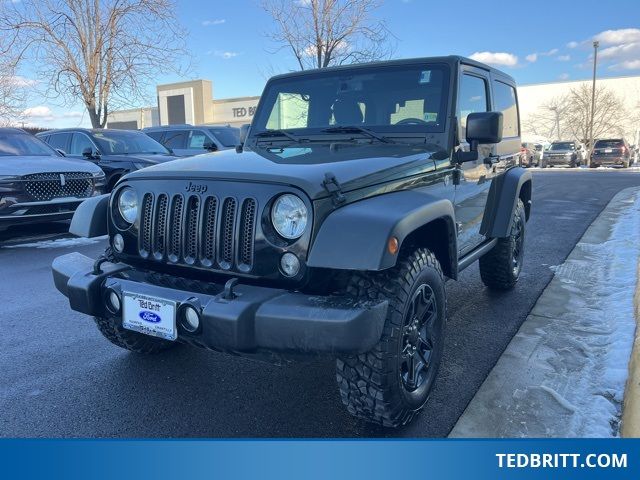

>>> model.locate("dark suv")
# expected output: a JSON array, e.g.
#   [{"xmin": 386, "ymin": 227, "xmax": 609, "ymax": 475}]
[
  {"xmin": 590, "ymin": 138, "xmax": 631, "ymax": 168},
  {"xmin": 52, "ymin": 56, "xmax": 531, "ymax": 427},
  {"xmin": 143, "ymin": 125, "xmax": 240, "ymax": 156},
  {"xmin": 37, "ymin": 129, "xmax": 179, "ymax": 191},
  {"xmin": 0, "ymin": 128, "xmax": 105, "ymax": 232},
  {"xmin": 541, "ymin": 141, "xmax": 582, "ymax": 167}
]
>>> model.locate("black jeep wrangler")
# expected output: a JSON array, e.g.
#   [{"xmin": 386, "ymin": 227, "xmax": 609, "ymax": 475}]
[{"xmin": 52, "ymin": 56, "xmax": 531, "ymax": 427}]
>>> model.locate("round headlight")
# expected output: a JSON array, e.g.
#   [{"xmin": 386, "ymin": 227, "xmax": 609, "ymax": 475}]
[
  {"xmin": 117, "ymin": 187, "xmax": 138, "ymax": 224},
  {"xmin": 271, "ymin": 194, "xmax": 308, "ymax": 240}
]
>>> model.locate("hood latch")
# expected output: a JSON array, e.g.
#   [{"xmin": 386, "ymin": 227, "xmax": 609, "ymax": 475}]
[{"xmin": 322, "ymin": 172, "xmax": 346, "ymax": 207}]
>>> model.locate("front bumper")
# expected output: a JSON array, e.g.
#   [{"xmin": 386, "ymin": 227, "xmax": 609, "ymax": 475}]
[
  {"xmin": 544, "ymin": 156, "xmax": 574, "ymax": 166},
  {"xmin": 52, "ymin": 252, "xmax": 388, "ymax": 356}
]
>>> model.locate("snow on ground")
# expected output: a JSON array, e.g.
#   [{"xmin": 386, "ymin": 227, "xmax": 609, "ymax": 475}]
[
  {"xmin": 451, "ymin": 187, "xmax": 640, "ymax": 437},
  {"xmin": 3, "ymin": 235, "xmax": 107, "ymax": 249}
]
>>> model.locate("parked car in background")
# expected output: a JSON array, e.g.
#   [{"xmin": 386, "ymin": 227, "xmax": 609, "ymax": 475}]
[
  {"xmin": 0, "ymin": 128, "xmax": 105, "ymax": 232},
  {"xmin": 520, "ymin": 142, "xmax": 539, "ymax": 167},
  {"xmin": 143, "ymin": 124, "xmax": 240, "ymax": 156},
  {"xmin": 590, "ymin": 138, "xmax": 631, "ymax": 168},
  {"xmin": 541, "ymin": 140, "xmax": 582, "ymax": 168},
  {"xmin": 37, "ymin": 129, "xmax": 179, "ymax": 192}
]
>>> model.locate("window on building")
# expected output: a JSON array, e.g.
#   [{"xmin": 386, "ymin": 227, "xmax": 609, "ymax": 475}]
[
  {"xmin": 457, "ymin": 74, "xmax": 488, "ymax": 139},
  {"xmin": 493, "ymin": 81, "xmax": 519, "ymax": 137}
]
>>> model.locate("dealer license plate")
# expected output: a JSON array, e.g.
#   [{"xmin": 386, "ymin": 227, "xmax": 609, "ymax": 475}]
[
  {"xmin": 123, "ymin": 292, "xmax": 177, "ymax": 341},
  {"xmin": 605, "ymin": 148, "xmax": 613, "ymax": 153}
]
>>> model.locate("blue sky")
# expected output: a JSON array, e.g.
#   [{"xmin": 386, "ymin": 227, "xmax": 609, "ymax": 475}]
[{"xmin": 18, "ymin": 0, "xmax": 640, "ymax": 127}]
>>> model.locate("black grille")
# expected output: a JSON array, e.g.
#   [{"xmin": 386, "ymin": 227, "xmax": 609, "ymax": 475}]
[
  {"xmin": 23, "ymin": 172, "xmax": 94, "ymax": 201},
  {"xmin": 239, "ymin": 199, "xmax": 256, "ymax": 267},
  {"xmin": 219, "ymin": 198, "xmax": 236, "ymax": 268},
  {"xmin": 139, "ymin": 193, "xmax": 256, "ymax": 272}
]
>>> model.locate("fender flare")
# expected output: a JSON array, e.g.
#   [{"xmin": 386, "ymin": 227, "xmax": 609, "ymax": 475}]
[
  {"xmin": 307, "ymin": 190, "xmax": 456, "ymax": 272},
  {"xmin": 69, "ymin": 194, "xmax": 109, "ymax": 238},
  {"xmin": 481, "ymin": 167, "xmax": 532, "ymax": 238}
]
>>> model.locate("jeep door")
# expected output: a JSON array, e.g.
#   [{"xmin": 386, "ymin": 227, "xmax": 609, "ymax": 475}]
[{"xmin": 454, "ymin": 66, "xmax": 496, "ymax": 256}]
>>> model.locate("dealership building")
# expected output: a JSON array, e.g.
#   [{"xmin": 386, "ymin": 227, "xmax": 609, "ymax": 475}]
[
  {"xmin": 107, "ymin": 79, "xmax": 260, "ymax": 129},
  {"xmin": 107, "ymin": 75, "xmax": 640, "ymax": 144}
]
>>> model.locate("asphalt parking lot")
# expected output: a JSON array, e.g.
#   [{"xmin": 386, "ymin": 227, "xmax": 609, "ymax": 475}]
[{"xmin": 1, "ymin": 169, "xmax": 639, "ymax": 438}]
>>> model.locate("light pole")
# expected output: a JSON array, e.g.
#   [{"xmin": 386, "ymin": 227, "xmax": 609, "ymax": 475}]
[{"xmin": 588, "ymin": 40, "xmax": 599, "ymax": 166}]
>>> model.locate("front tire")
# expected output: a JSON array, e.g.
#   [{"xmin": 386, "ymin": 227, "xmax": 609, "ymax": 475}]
[
  {"xmin": 336, "ymin": 248, "xmax": 446, "ymax": 427},
  {"xmin": 479, "ymin": 199, "xmax": 526, "ymax": 291},
  {"xmin": 94, "ymin": 316, "xmax": 175, "ymax": 354}
]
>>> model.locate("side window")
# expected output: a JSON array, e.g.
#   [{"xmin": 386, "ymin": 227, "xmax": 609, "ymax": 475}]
[
  {"xmin": 457, "ymin": 74, "xmax": 488, "ymax": 140},
  {"xmin": 493, "ymin": 81, "xmax": 519, "ymax": 137},
  {"xmin": 187, "ymin": 130, "xmax": 209, "ymax": 149},
  {"xmin": 69, "ymin": 133, "xmax": 95, "ymax": 155},
  {"xmin": 145, "ymin": 131, "xmax": 164, "ymax": 143},
  {"xmin": 47, "ymin": 133, "xmax": 70, "ymax": 152},
  {"xmin": 163, "ymin": 131, "xmax": 188, "ymax": 149}
]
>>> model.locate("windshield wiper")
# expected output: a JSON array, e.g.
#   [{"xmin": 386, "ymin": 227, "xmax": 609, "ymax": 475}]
[
  {"xmin": 254, "ymin": 129, "xmax": 303, "ymax": 143},
  {"xmin": 321, "ymin": 126, "xmax": 394, "ymax": 144}
]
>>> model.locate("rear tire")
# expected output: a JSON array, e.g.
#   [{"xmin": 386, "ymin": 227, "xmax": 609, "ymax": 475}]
[
  {"xmin": 336, "ymin": 248, "xmax": 446, "ymax": 427},
  {"xmin": 94, "ymin": 316, "xmax": 175, "ymax": 354},
  {"xmin": 479, "ymin": 199, "xmax": 526, "ymax": 291}
]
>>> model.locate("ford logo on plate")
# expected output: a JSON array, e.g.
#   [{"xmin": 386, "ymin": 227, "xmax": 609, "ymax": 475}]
[{"xmin": 139, "ymin": 311, "xmax": 162, "ymax": 323}]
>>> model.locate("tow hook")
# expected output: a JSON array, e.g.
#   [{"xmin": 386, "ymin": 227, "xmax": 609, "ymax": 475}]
[{"xmin": 222, "ymin": 278, "xmax": 240, "ymax": 300}]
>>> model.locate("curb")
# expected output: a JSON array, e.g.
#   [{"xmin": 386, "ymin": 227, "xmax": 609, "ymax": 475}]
[
  {"xmin": 621, "ymin": 262, "xmax": 640, "ymax": 437},
  {"xmin": 450, "ymin": 186, "xmax": 640, "ymax": 438}
]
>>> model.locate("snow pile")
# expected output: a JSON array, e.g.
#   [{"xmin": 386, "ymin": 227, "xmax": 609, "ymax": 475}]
[
  {"xmin": 451, "ymin": 187, "xmax": 640, "ymax": 438},
  {"xmin": 552, "ymin": 192, "xmax": 640, "ymax": 436},
  {"xmin": 4, "ymin": 235, "xmax": 107, "ymax": 249}
]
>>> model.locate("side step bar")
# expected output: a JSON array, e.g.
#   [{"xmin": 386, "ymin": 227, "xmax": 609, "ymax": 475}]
[{"xmin": 457, "ymin": 238, "xmax": 498, "ymax": 272}]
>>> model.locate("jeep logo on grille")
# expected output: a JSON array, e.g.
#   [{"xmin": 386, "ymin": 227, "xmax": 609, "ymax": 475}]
[{"xmin": 185, "ymin": 182, "xmax": 207, "ymax": 194}]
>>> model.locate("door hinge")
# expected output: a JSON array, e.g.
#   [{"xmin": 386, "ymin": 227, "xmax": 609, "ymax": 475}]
[{"xmin": 322, "ymin": 172, "xmax": 346, "ymax": 206}]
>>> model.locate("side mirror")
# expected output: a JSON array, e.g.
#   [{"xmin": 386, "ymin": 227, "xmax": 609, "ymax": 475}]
[
  {"xmin": 466, "ymin": 111, "xmax": 503, "ymax": 146},
  {"xmin": 456, "ymin": 112, "xmax": 503, "ymax": 163},
  {"xmin": 82, "ymin": 147, "xmax": 98, "ymax": 160},
  {"xmin": 239, "ymin": 124, "xmax": 250, "ymax": 145},
  {"xmin": 203, "ymin": 141, "xmax": 217, "ymax": 152}
]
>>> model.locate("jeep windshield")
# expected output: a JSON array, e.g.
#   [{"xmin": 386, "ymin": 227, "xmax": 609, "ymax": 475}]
[
  {"xmin": 93, "ymin": 130, "xmax": 170, "ymax": 155},
  {"xmin": 251, "ymin": 63, "xmax": 450, "ymax": 142}
]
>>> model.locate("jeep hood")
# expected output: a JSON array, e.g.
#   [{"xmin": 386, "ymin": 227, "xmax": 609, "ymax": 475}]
[{"xmin": 124, "ymin": 143, "xmax": 440, "ymax": 200}]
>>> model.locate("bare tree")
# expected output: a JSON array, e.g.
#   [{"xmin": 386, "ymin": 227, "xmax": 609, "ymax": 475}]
[
  {"xmin": 0, "ymin": 0, "xmax": 190, "ymax": 128},
  {"xmin": 565, "ymin": 84, "xmax": 628, "ymax": 144},
  {"xmin": 523, "ymin": 85, "xmax": 629, "ymax": 145},
  {"xmin": 523, "ymin": 95, "xmax": 571, "ymax": 140},
  {"xmin": 261, "ymin": 0, "xmax": 394, "ymax": 70},
  {"xmin": 0, "ymin": 58, "xmax": 25, "ymax": 126}
]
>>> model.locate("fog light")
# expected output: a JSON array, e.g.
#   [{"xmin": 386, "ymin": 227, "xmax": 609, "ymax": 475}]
[
  {"xmin": 280, "ymin": 252, "xmax": 300, "ymax": 277},
  {"xmin": 106, "ymin": 290, "xmax": 121, "ymax": 314},
  {"xmin": 112, "ymin": 233, "xmax": 124, "ymax": 253},
  {"xmin": 182, "ymin": 305, "xmax": 200, "ymax": 332}
]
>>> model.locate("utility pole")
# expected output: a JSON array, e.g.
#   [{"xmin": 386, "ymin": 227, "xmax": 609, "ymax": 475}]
[{"xmin": 588, "ymin": 40, "xmax": 599, "ymax": 167}]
